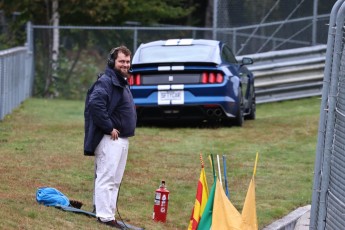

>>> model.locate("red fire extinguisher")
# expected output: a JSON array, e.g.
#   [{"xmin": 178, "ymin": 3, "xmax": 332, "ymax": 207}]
[{"xmin": 153, "ymin": 180, "xmax": 170, "ymax": 222}]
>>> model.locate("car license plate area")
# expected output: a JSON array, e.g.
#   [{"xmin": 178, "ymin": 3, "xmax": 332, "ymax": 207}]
[{"xmin": 158, "ymin": 90, "xmax": 184, "ymax": 105}]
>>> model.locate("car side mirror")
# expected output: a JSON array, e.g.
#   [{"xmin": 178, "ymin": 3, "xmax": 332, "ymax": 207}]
[{"xmin": 241, "ymin": 57, "xmax": 253, "ymax": 65}]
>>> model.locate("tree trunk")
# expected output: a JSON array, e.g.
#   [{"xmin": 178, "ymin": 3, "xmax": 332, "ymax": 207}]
[
  {"xmin": 44, "ymin": 0, "xmax": 59, "ymax": 97},
  {"xmin": 51, "ymin": 0, "xmax": 59, "ymax": 96}
]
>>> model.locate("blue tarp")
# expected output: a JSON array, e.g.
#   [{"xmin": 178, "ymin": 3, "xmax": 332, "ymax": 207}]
[{"xmin": 36, "ymin": 187, "xmax": 70, "ymax": 207}]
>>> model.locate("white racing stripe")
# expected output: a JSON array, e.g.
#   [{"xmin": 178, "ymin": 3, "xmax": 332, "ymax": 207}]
[
  {"xmin": 178, "ymin": 39, "xmax": 193, "ymax": 45},
  {"xmin": 171, "ymin": 85, "xmax": 184, "ymax": 90},
  {"xmin": 158, "ymin": 66, "xmax": 170, "ymax": 71},
  {"xmin": 171, "ymin": 66, "xmax": 184, "ymax": 71},
  {"xmin": 165, "ymin": 39, "xmax": 179, "ymax": 46},
  {"xmin": 158, "ymin": 85, "xmax": 170, "ymax": 90}
]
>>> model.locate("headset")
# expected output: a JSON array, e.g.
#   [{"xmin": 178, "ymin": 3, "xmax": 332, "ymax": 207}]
[{"xmin": 107, "ymin": 47, "xmax": 120, "ymax": 68}]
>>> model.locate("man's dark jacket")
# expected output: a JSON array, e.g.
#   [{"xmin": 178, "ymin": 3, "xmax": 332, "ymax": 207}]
[{"xmin": 84, "ymin": 66, "xmax": 137, "ymax": 156}]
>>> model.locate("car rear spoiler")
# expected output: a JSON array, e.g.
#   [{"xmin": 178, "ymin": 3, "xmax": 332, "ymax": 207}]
[{"xmin": 131, "ymin": 61, "xmax": 220, "ymax": 68}]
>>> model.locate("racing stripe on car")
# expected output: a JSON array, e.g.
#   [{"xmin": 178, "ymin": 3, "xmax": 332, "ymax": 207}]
[
  {"xmin": 158, "ymin": 85, "xmax": 170, "ymax": 90},
  {"xmin": 171, "ymin": 66, "xmax": 184, "ymax": 70},
  {"xmin": 158, "ymin": 66, "xmax": 170, "ymax": 71},
  {"xmin": 158, "ymin": 66, "xmax": 185, "ymax": 71},
  {"xmin": 171, "ymin": 85, "xmax": 184, "ymax": 90},
  {"xmin": 164, "ymin": 39, "xmax": 193, "ymax": 46},
  {"xmin": 157, "ymin": 85, "xmax": 185, "ymax": 90}
]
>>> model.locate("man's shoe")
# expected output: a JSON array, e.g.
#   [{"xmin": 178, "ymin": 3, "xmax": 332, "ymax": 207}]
[{"xmin": 97, "ymin": 218, "xmax": 124, "ymax": 229}]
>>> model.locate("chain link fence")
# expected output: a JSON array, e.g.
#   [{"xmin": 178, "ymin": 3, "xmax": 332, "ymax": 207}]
[
  {"xmin": 0, "ymin": 46, "xmax": 33, "ymax": 120},
  {"xmin": 310, "ymin": 0, "xmax": 345, "ymax": 229},
  {"xmin": 29, "ymin": 11, "xmax": 330, "ymax": 99}
]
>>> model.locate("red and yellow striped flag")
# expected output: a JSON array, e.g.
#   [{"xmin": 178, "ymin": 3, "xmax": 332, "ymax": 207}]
[{"xmin": 188, "ymin": 154, "xmax": 209, "ymax": 230}]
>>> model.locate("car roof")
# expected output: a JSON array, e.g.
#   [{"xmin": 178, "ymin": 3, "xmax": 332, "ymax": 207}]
[
  {"xmin": 139, "ymin": 39, "xmax": 220, "ymax": 47},
  {"xmin": 132, "ymin": 39, "xmax": 223, "ymax": 65}
]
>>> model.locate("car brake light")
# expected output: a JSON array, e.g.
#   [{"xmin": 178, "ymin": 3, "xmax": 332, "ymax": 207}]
[
  {"xmin": 135, "ymin": 74, "xmax": 141, "ymax": 85},
  {"xmin": 201, "ymin": 72, "xmax": 208, "ymax": 83},
  {"xmin": 129, "ymin": 75, "xmax": 134, "ymax": 85},
  {"xmin": 216, "ymin": 73, "xmax": 223, "ymax": 83},
  {"xmin": 129, "ymin": 74, "xmax": 141, "ymax": 86},
  {"xmin": 201, "ymin": 72, "xmax": 223, "ymax": 84},
  {"xmin": 209, "ymin": 73, "xmax": 216, "ymax": 83}
]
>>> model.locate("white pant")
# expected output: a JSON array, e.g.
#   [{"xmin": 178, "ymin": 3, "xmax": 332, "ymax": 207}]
[{"xmin": 94, "ymin": 135, "xmax": 129, "ymax": 222}]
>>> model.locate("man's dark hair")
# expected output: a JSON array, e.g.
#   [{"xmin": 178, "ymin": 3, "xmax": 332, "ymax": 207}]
[{"xmin": 110, "ymin": 45, "xmax": 131, "ymax": 60}]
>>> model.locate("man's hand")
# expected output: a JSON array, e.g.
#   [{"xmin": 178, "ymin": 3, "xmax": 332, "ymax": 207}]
[{"xmin": 110, "ymin": 128, "xmax": 120, "ymax": 140}]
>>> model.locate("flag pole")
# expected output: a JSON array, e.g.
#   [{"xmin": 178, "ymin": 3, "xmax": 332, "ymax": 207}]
[
  {"xmin": 199, "ymin": 153, "xmax": 205, "ymax": 168},
  {"xmin": 222, "ymin": 155, "xmax": 230, "ymax": 199},
  {"xmin": 199, "ymin": 153, "xmax": 209, "ymax": 196},
  {"xmin": 253, "ymin": 152, "xmax": 259, "ymax": 177},
  {"xmin": 209, "ymin": 154, "xmax": 216, "ymax": 181},
  {"xmin": 217, "ymin": 155, "xmax": 222, "ymax": 187}
]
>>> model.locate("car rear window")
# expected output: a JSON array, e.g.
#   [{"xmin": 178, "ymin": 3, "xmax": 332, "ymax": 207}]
[{"xmin": 138, "ymin": 45, "xmax": 216, "ymax": 63}]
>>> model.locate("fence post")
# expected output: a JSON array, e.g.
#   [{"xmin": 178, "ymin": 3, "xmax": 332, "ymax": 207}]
[
  {"xmin": 133, "ymin": 28, "xmax": 138, "ymax": 52},
  {"xmin": 26, "ymin": 21, "xmax": 34, "ymax": 97},
  {"xmin": 312, "ymin": 0, "xmax": 319, "ymax": 46},
  {"xmin": 212, "ymin": 0, "xmax": 218, "ymax": 40}
]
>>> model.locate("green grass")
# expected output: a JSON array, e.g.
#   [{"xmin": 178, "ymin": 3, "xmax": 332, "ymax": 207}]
[{"xmin": 0, "ymin": 97, "xmax": 320, "ymax": 229}]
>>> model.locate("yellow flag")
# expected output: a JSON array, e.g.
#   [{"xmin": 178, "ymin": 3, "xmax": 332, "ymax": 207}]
[
  {"xmin": 211, "ymin": 179, "xmax": 242, "ymax": 230},
  {"xmin": 241, "ymin": 153, "xmax": 259, "ymax": 230},
  {"xmin": 241, "ymin": 177, "xmax": 258, "ymax": 230}
]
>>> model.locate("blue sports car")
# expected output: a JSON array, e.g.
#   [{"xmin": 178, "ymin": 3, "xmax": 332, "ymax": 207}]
[{"xmin": 129, "ymin": 39, "xmax": 255, "ymax": 126}]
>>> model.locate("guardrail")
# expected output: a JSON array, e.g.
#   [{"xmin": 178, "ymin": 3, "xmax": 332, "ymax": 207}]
[{"xmin": 239, "ymin": 44, "xmax": 327, "ymax": 104}]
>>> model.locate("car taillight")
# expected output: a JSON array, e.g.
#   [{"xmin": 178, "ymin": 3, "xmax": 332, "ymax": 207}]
[
  {"xmin": 201, "ymin": 72, "xmax": 208, "ymax": 83},
  {"xmin": 129, "ymin": 74, "xmax": 141, "ymax": 86},
  {"xmin": 129, "ymin": 75, "xmax": 134, "ymax": 85},
  {"xmin": 216, "ymin": 73, "xmax": 223, "ymax": 83},
  {"xmin": 201, "ymin": 72, "xmax": 224, "ymax": 84},
  {"xmin": 209, "ymin": 73, "xmax": 216, "ymax": 83}
]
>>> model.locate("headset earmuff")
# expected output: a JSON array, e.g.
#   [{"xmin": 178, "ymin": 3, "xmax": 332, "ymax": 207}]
[{"xmin": 107, "ymin": 48, "xmax": 117, "ymax": 68}]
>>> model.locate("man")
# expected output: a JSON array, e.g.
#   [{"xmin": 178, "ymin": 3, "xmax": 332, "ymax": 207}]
[{"xmin": 84, "ymin": 46, "xmax": 137, "ymax": 229}]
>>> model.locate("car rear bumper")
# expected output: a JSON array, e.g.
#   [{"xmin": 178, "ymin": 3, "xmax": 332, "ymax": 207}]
[
  {"xmin": 136, "ymin": 103, "xmax": 237, "ymax": 122},
  {"xmin": 132, "ymin": 83, "xmax": 240, "ymax": 122}
]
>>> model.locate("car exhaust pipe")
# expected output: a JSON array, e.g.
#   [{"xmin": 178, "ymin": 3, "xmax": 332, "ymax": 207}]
[
  {"xmin": 214, "ymin": 108, "xmax": 222, "ymax": 117},
  {"xmin": 206, "ymin": 109, "xmax": 214, "ymax": 117}
]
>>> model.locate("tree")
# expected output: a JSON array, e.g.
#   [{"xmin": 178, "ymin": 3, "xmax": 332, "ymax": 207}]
[{"xmin": 0, "ymin": 0, "xmax": 195, "ymax": 97}]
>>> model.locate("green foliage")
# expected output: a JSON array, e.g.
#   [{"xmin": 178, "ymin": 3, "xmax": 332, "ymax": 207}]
[
  {"xmin": 33, "ymin": 29, "xmax": 138, "ymax": 98},
  {"xmin": 1, "ymin": 0, "xmax": 197, "ymax": 98},
  {"xmin": 1, "ymin": 0, "xmax": 337, "ymax": 98},
  {"xmin": 54, "ymin": 50, "xmax": 100, "ymax": 100},
  {"xmin": 0, "ymin": 97, "xmax": 320, "ymax": 229},
  {"xmin": 124, "ymin": 0, "xmax": 195, "ymax": 25}
]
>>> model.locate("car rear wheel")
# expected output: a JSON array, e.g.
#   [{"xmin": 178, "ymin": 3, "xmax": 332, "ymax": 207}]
[
  {"xmin": 233, "ymin": 88, "xmax": 244, "ymax": 127},
  {"xmin": 246, "ymin": 88, "xmax": 256, "ymax": 120},
  {"xmin": 233, "ymin": 100, "xmax": 244, "ymax": 127},
  {"xmin": 222, "ymin": 87, "xmax": 244, "ymax": 127}
]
